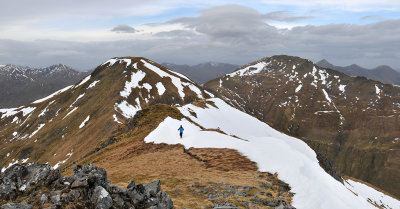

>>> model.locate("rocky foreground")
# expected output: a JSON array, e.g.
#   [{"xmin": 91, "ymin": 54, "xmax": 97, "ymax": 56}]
[{"xmin": 0, "ymin": 163, "xmax": 173, "ymax": 209}]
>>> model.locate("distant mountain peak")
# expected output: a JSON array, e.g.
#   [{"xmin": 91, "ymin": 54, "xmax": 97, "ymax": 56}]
[{"xmin": 0, "ymin": 63, "xmax": 90, "ymax": 108}]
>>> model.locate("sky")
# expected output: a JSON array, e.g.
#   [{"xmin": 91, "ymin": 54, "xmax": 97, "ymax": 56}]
[{"xmin": 0, "ymin": 0, "xmax": 399, "ymax": 70}]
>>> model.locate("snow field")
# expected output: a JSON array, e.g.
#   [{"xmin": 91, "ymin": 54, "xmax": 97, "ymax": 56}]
[{"xmin": 145, "ymin": 98, "xmax": 378, "ymax": 209}]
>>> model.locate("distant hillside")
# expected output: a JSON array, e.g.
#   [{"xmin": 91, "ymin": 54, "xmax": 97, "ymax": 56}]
[
  {"xmin": 205, "ymin": 55, "xmax": 400, "ymax": 198},
  {"xmin": 162, "ymin": 62, "xmax": 238, "ymax": 84},
  {"xmin": 316, "ymin": 59, "xmax": 400, "ymax": 85},
  {"xmin": 0, "ymin": 64, "xmax": 90, "ymax": 108}
]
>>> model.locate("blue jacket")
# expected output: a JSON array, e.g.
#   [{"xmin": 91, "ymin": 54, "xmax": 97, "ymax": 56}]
[{"xmin": 178, "ymin": 127, "xmax": 184, "ymax": 133}]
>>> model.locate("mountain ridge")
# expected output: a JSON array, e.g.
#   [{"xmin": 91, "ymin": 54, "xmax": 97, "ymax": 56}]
[
  {"xmin": 316, "ymin": 59, "xmax": 400, "ymax": 85},
  {"xmin": 0, "ymin": 63, "xmax": 90, "ymax": 108},
  {"xmin": 205, "ymin": 55, "xmax": 400, "ymax": 199}
]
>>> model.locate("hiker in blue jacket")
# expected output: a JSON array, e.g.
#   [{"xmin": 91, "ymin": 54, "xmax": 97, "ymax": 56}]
[{"xmin": 178, "ymin": 125, "xmax": 184, "ymax": 138}]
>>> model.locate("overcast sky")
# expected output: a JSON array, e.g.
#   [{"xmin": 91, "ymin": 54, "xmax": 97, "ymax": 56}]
[{"xmin": 0, "ymin": 0, "xmax": 399, "ymax": 70}]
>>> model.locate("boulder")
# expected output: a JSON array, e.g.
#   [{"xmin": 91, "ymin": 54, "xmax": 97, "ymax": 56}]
[
  {"xmin": 159, "ymin": 191, "xmax": 173, "ymax": 209},
  {"xmin": 145, "ymin": 180, "xmax": 161, "ymax": 197},
  {"xmin": 1, "ymin": 203, "xmax": 32, "ymax": 209},
  {"xmin": 90, "ymin": 186, "xmax": 113, "ymax": 209},
  {"xmin": 0, "ymin": 163, "xmax": 173, "ymax": 209}
]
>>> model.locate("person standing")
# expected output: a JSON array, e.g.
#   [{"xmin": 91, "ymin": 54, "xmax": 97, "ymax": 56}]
[{"xmin": 178, "ymin": 125, "xmax": 184, "ymax": 138}]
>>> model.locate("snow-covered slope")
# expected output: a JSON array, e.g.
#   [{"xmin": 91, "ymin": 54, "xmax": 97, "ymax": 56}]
[
  {"xmin": 145, "ymin": 98, "xmax": 399, "ymax": 209},
  {"xmin": 345, "ymin": 179, "xmax": 400, "ymax": 209}
]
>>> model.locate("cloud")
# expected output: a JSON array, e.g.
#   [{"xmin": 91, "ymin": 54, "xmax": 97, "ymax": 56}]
[
  {"xmin": 0, "ymin": 4, "xmax": 399, "ymax": 71},
  {"xmin": 111, "ymin": 24, "xmax": 137, "ymax": 33},
  {"xmin": 360, "ymin": 15, "xmax": 383, "ymax": 21},
  {"xmin": 263, "ymin": 11, "xmax": 312, "ymax": 22}
]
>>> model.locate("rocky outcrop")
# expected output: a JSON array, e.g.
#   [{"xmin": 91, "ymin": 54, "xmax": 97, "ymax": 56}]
[
  {"xmin": 0, "ymin": 163, "xmax": 173, "ymax": 209},
  {"xmin": 316, "ymin": 152, "xmax": 344, "ymax": 184}
]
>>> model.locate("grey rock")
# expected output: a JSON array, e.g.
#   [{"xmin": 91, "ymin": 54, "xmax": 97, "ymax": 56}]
[
  {"xmin": 159, "ymin": 191, "xmax": 173, "ymax": 209},
  {"xmin": 110, "ymin": 184, "xmax": 125, "ymax": 194},
  {"xmin": 239, "ymin": 186, "xmax": 252, "ymax": 191},
  {"xmin": 112, "ymin": 194, "xmax": 125, "ymax": 207},
  {"xmin": 260, "ymin": 182, "xmax": 272, "ymax": 189},
  {"xmin": 72, "ymin": 164, "xmax": 107, "ymax": 188},
  {"xmin": 50, "ymin": 191, "xmax": 61, "ymax": 205},
  {"xmin": 234, "ymin": 191, "xmax": 247, "ymax": 197},
  {"xmin": 129, "ymin": 184, "xmax": 146, "ymax": 205},
  {"xmin": 91, "ymin": 186, "xmax": 112, "ymax": 209},
  {"xmin": 274, "ymin": 200, "xmax": 296, "ymax": 209},
  {"xmin": 1, "ymin": 203, "xmax": 32, "ymax": 209},
  {"xmin": 145, "ymin": 180, "xmax": 161, "ymax": 197},
  {"xmin": 0, "ymin": 163, "xmax": 59, "ymax": 198},
  {"xmin": 71, "ymin": 179, "xmax": 88, "ymax": 189},
  {"xmin": 69, "ymin": 189, "xmax": 81, "ymax": 199},
  {"xmin": 40, "ymin": 194, "xmax": 48, "ymax": 204},
  {"xmin": 127, "ymin": 180, "xmax": 136, "ymax": 191},
  {"xmin": 1, "ymin": 163, "xmax": 174, "ymax": 209},
  {"xmin": 43, "ymin": 205, "xmax": 57, "ymax": 209}
]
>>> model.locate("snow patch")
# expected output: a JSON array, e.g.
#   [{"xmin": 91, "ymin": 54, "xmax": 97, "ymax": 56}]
[
  {"xmin": 32, "ymin": 85, "xmax": 73, "ymax": 104},
  {"xmin": 155, "ymin": 82, "xmax": 166, "ymax": 95},
  {"xmin": 79, "ymin": 115, "xmax": 90, "ymax": 128},
  {"xmin": 21, "ymin": 107, "xmax": 36, "ymax": 117},
  {"xmin": 70, "ymin": 93, "xmax": 85, "ymax": 107},
  {"xmin": 0, "ymin": 108, "xmax": 19, "ymax": 119},
  {"xmin": 227, "ymin": 62, "xmax": 268, "ymax": 77},
  {"xmin": 113, "ymin": 114, "xmax": 122, "ymax": 124},
  {"xmin": 75, "ymin": 75, "xmax": 91, "ymax": 88},
  {"xmin": 375, "ymin": 85, "xmax": 381, "ymax": 99},
  {"xmin": 141, "ymin": 59, "xmax": 203, "ymax": 99},
  {"xmin": 339, "ymin": 85, "xmax": 346, "ymax": 93},
  {"xmin": 29, "ymin": 123, "xmax": 45, "ymax": 138},
  {"xmin": 120, "ymin": 70, "xmax": 146, "ymax": 98},
  {"xmin": 102, "ymin": 58, "xmax": 119, "ymax": 66},
  {"xmin": 53, "ymin": 150, "xmax": 73, "ymax": 169},
  {"xmin": 322, "ymin": 89, "xmax": 332, "ymax": 103},
  {"xmin": 204, "ymin": 90, "xmax": 215, "ymax": 97},
  {"xmin": 295, "ymin": 84, "xmax": 303, "ymax": 93},
  {"xmin": 142, "ymin": 83, "xmax": 152, "ymax": 91},
  {"xmin": 63, "ymin": 107, "xmax": 78, "ymax": 119},
  {"xmin": 1, "ymin": 159, "xmax": 19, "ymax": 173},
  {"xmin": 87, "ymin": 80, "xmax": 100, "ymax": 89},
  {"xmin": 102, "ymin": 58, "xmax": 132, "ymax": 67},
  {"xmin": 115, "ymin": 101, "xmax": 140, "ymax": 118}
]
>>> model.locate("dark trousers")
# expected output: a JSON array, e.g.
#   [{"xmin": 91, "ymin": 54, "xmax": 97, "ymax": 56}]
[{"xmin": 180, "ymin": 132, "xmax": 183, "ymax": 138}]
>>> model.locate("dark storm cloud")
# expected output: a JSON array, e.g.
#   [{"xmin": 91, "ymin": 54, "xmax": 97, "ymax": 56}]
[{"xmin": 111, "ymin": 24, "xmax": 137, "ymax": 33}]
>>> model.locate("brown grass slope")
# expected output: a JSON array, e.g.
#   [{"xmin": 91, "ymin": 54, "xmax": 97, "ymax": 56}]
[
  {"xmin": 204, "ymin": 55, "xmax": 400, "ymax": 198},
  {"xmin": 64, "ymin": 103, "xmax": 294, "ymax": 208}
]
